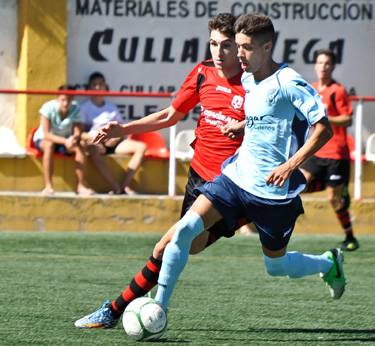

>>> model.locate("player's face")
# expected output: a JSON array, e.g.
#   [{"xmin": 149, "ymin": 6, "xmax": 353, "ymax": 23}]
[
  {"xmin": 89, "ymin": 77, "xmax": 107, "ymax": 105},
  {"xmin": 315, "ymin": 54, "xmax": 334, "ymax": 80},
  {"xmin": 57, "ymin": 94, "xmax": 73, "ymax": 115},
  {"xmin": 236, "ymin": 32, "xmax": 271, "ymax": 74},
  {"xmin": 89, "ymin": 77, "xmax": 107, "ymax": 91},
  {"xmin": 209, "ymin": 30, "xmax": 238, "ymax": 71}
]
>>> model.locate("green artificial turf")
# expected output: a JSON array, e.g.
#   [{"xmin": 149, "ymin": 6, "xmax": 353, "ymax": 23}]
[{"xmin": 0, "ymin": 232, "xmax": 374, "ymax": 345}]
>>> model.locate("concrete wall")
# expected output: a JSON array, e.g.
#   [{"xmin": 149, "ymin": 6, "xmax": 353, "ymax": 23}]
[
  {"xmin": 16, "ymin": 0, "xmax": 67, "ymax": 146},
  {"xmin": 0, "ymin": 155, "xmax": 374, "ymax": 234},
  {"xmin": 1, "ymin": 156, "xmax": 374, "ymax": 197},
  {"xmin": 0, "ymin": 155, "xmax": 190, "ymax": 194},
  {"xmin": 0, "ymin": 193, "xmax": 374, "ymax": 234}
]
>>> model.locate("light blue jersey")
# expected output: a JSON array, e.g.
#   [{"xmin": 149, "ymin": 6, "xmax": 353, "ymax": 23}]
[
  {"xmin": 33, "ymin": 99, "xmax": 81, "ymax": 142},
  {"xmin": 222, "ymin": 64, "xmax": 326, "ymax": 199}
]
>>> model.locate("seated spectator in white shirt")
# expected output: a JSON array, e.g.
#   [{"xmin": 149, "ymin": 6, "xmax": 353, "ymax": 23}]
[{"xmin": 80, "ymin": 72, "xmax": 146, "ymax": 194}]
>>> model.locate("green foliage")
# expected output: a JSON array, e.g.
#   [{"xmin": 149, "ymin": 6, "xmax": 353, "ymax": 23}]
[{"xmin": 0, "ymin": 232, "xmax": 374, "ymax": 345}]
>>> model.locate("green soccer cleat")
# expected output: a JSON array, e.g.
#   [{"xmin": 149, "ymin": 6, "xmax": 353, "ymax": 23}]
[
  {"xmin": 340, "ymin": 237, "xmax": 360, "ymax": 252},
  {"xmin": 74, "ymin": 300, "xmax": 119, "ymax": 329},
  {"xmin": 320, "ymin": 248, "xmax": 346, "ymax": 299}
]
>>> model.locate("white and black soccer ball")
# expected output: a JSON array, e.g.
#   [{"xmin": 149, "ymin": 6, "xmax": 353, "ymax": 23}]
[{"xmin": 122, "ymin": 297, "xmax": 167, "ymax": 341}]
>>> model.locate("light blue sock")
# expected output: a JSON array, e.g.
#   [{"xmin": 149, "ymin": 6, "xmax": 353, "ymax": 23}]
[
  {"xmin": 264, "ymin": 251, "xmax": 333, "ymax": 279},
  {"xmin": 155, "ymin": 210, "xmax": 204, "ymax": 309}
]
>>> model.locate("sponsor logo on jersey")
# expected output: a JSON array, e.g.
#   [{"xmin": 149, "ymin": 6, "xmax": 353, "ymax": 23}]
[
  {"xmin": 216, "ymin": 85, "xmax": 232, "ymax": 94},
  {"xmin": 202, "ymin": 107, "xmax": 240, "ymax": 128},
  {"xmin": 231, "ymin": 95, "xmax": 244, "ymax": 110},
  {"xmin": 246, "ymin": 115, "xmax": 266, "ymax": 128}
]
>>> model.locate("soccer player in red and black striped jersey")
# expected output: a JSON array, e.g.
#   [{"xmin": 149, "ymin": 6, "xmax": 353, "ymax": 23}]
[
  {"xmin": 74, "ymin": 13, "xmax": 247, "ymax": 329},
  {"xmin": 301, "ymin": 49, "xmax": 359, "ymax": 251}
]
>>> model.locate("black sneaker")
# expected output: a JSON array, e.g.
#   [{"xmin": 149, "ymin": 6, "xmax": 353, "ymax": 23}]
[{"xmin": 340, "ymin": 237, "xmax": 359, "ymax": 252}]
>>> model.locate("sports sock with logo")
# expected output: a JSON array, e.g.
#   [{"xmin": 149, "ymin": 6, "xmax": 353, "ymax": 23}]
[
  {"xmin": 155, "ymin": 210, "xmax": 204, "ymax": 309},
  {"xmin": 110, "ymin": 255, "xmax": 162, "ymax": 317},
  {"xmin": 335, "ymin": 206, "xmax": 354, "ymax": 239},
  {"xmin": 264, "ymin": 251, "xmax": 333, "ymax": 278}
]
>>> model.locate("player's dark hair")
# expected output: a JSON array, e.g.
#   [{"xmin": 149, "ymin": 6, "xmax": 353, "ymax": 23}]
[
  {"xmin": 58, "ymin": 84, "xmax": 76, "ymax": 91},
  {"xmin": 87, "ymin": 71, "xmax": 109, "ymax": 91},
  {"xmin": 88, "ymin": 71, "xmax": 106, "ymax": 84},
  {"xmin": 315, "ymin": 49, "xmax": 336, "ymax": 65},
  {"xmin": 208, "ymin": 13, "xmax": 236, "ymax": 38},
  {"xmin": 234, "ymin": 13, "xmax": 275, "ymax": 44}
]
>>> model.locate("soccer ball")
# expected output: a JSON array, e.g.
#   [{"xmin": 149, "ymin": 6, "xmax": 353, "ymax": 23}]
[{"xmin": 122, "ymin": 297, "xmax": 167, "ymax": 341}]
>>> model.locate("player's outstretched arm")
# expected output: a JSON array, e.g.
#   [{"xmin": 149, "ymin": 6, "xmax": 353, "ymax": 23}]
[
  {"xmin": 93, "ymin": 106, "xmax": 186, "ymax": 144},
  {"xmin": 267, "ymin": 117, "xmax": 332, "ymax": 187},
  {"xmin": 92, "ymin": 121, "xmax": 125, "ymax": 144},
  {"xmin": 328, "ymin": 114, "xmax": 352, "ymax": 127}
]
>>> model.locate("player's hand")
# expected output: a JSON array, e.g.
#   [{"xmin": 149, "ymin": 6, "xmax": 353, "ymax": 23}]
[
  {"xmin": 93, "ymin": 121, "xmax": 124, "ymax": 144},
  {"xmin": 72, "ymin": 134, "xmax": 80, "ymax": 144},
  {"xmin": 266, "ymin": 162, "xmax": 294, "ymax": 187},
  {"xmin": 221, "ymin": 121, "xmax": 245, "ymax": 140},
  {"xmin": 64, "ymin": 135, "xmax": 76, "ymax": 150}
]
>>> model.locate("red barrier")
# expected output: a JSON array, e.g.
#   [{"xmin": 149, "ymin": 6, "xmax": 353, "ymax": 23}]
[
  {"xmin": 0, "ymin": 89, "xmax": 173, "ymax": 98},
  {"xmin": 350, "ymin": 96, "xmax": 375, "ymax": 102},
  {"xmin": 1, "ymin": 89, "xmax": 375, "ymax": 101}
]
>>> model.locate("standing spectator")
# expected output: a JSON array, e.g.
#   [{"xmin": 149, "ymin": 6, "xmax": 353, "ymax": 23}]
[
  {"xmin": 32, "ymin": 85, "xmax": 94, "ymax": 196},
  {"xmin": 301, "ymin": 49, "xmax": 359, "ymax": 251},
  {"xmin": 80, "ymin": 72, "xmax": 146, "ymax": 194}
]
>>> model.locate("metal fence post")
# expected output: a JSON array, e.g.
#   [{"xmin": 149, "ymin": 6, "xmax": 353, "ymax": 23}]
[
  {"xmin": 354, "ymin": 100, "xmax": 363, "ymax": 200},
  {"xmin": 168, "ymin": 125, "xmax": 176, "ymax": 196}
]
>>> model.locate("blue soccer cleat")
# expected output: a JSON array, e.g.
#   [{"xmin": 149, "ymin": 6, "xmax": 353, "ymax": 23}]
[{"xmin": 74, "ymin": 300, "xmax": 119, "ymax": 329}]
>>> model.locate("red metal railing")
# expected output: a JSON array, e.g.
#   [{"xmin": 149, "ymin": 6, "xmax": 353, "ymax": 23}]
[{"xmin": 0, "ymin": 89, "xmax": 173, "ymax": 98}]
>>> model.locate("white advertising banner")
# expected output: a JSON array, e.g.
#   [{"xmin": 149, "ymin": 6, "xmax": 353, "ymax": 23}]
[
  {"xmin": 67, "ymin": 0, "xmax": 375, "ymax": 137},
  {"xmin": 0, "ymin": 0, "xmax": 17, "ymax": 130}
]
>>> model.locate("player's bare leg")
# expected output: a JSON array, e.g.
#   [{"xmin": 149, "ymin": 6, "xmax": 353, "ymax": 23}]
[
  {"xmin": 72, "ymin": 143, "xmax": 94, "ymax": 196},
  {"xmin": 327, "ymin": 184, "xmax": 359, "ymax": 251},
  {"xmin": 40, "ymin": 140, "xmax": 55, "ymax": 195},
  {"xmin": 87, "ymin": 143, "xmax": 122, "ymax": 194},
  {"xmin": 115, "ymin": 139, "xmax": 146, "ymax": 194}
]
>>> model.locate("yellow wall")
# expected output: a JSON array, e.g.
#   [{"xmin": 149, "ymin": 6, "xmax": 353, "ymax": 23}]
[
  {"xmin": 16, "ymin": 0, "xmax": 67, "ymax": 146},
  {"xmin": 0, "ymin": 155, "xmax": 191, "ymax": 195},
  {"xmin": 0, "ymin": 155, "xmax": 374, "ymax": 233},
  {"xmin": 1, "ymin": 194, "xmax": 374, "ymax": 234}
]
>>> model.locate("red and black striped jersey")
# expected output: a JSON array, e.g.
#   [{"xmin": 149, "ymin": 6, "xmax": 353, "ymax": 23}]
[
  {"xmin": 172, "ymin": 60, "xmax": 245, "ymax": 181},
  {"xmin": 313, "ymin": 80, "xmax": 353, "ymax": 160}
]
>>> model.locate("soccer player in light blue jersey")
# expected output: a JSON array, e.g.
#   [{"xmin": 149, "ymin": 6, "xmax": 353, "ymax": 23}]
[{"xmin": 152, "ymin": 13, "xmax": 347, "ymax": 318}]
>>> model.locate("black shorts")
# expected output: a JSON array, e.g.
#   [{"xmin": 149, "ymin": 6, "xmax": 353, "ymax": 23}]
[
  {"xmin": 105, "ymin": 145, "xmax": 117, "ymax": 155},
  {"xmin": 301, "ymin": 156, "xmax": 350, "ymax": 187},
  {"xmin": 181, "ymin": 167, "xmax": 245, "ymax": 242}
]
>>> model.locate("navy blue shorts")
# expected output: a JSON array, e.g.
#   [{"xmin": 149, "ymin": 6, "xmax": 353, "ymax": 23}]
[
  {"xmin": 196, "ymin": 174, "xmax": 304, "ymax": 251},
  {"xmin": 182, "ymin": 167, "xmax": 247, "ymax": 245}
]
